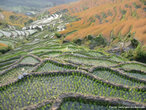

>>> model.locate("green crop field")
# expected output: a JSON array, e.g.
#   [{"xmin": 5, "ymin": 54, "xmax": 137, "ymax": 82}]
[
  {"xmin": 0, "ymin": 1, "xmax": 146, "ymax": 108},
  {"xmin": 0, "ymin": 37, "xmax": 146, "ymax": 110}
]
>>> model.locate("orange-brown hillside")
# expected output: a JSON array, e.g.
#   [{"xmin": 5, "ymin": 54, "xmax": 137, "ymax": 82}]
[
  {"xmin": 49, "ymin": 0, "xmax": 113, "ymax": 14},
  {"xmin": 0, "ymin": 9, "xmax": 35, "ymax": 28},
  {"xmin": 49, "ymin": 0, "xmax": 146, "ymax": 45},
  {"xmin": 0, "ymin": 43, "xmax": 8, "ymax": 49}
]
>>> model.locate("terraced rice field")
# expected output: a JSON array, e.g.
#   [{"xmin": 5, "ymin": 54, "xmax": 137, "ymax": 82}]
[
  {"xmin": 0, "ymin": 65, "xmax": 34, "ymax": 86},
  {"xmin": 56, "ymin": 54, "xmax": 118, "ymax": 66},
  {"xmin": 59, "ymin": 96, "xmax": 129, "ymax": 110},
  {"xmin": 116, "ymin": 63, "xmax": 146, "ymax": 72},
  {"xmin": 0, "ymin": 39, "xmax": 146, "ymax": 110},
  {"xmin": 92, "ymin": 68, "xmax": 145, "ymax": 87}
]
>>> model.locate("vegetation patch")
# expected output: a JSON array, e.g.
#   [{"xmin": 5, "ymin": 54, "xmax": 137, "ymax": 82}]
[
  {"xmin": 57, "ymin": 54, "xmax": 118, "ymax": 66},
  {"xmin": 91, "ymin": 68, "xmax": 145, "ymax": 87},
  {"xmin": 123, "ymin": 71, "xmax": 146, "ymax": 81},
  {"xmin": 0, "ymin": 71, "xmax": 145, "ymax": 110},
  {"xmin": 0, "ymin": 43, "xmax": 12, "ymax": 54},
  {"xmin": 0, "ymin": 1, "xmax": 146, "ymax": 109},
  {"xmin": 20, "ymin": 56, "xmax": 40, "ymax": 65},
  {"xmin": 0, "ymin": 65, "xmax": 34, "ymax": 86},
  {"xmin": 34, "ymin": 59, "xmax": 77, "ymax": 72},
  {"xmin": 60, "ymin": 97, "xmax": 126, "ymax": 110},
  {"xmin": 116, "ymin": 63, "xmax": 146, "ymax": 72}
]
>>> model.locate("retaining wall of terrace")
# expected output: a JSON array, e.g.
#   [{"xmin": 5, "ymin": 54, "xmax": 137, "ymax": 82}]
[
  {"xmin": 21, "ymin": 93, "xmax": 146, "ymax": 110},
  {"xmin": 0, "ymin": 54, "xmax": 41, "ymax": 74},
  {"xmin": 90, "ymin": 66, "xmax": 146, "ymax": 83},
  {"xmin": 1, "ymin": 70, "xmax": 145, "ymax": 91}
]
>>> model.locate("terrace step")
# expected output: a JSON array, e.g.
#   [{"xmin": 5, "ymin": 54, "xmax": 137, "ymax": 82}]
[{"xmin": 0, "ymin": 71, "xmax": 145, "ymax": 109}]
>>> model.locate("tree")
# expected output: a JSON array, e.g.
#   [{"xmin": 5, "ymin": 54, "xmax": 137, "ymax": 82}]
[{"xmin": 55, "ymin": 32, "xmax": 62, "ymax": 38}]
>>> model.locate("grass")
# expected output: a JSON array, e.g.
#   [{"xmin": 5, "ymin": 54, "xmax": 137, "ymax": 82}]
[
  {"xmin": 0, "ymin": 9, "xmax": 146, "ymax": 109},
  {"xmin": 124, "ymin": 71, "xmax": 146, "ymax": 80},
  {"xmin": 109, "ymin": 55, "xmax": 128, "ymax": 62},
  {"xmin": 0, "ymin": 59, "xmax": 17, "ymax": 69},
  {"xmin": 92, "ymin": 69, "xmax": 145, "ymax": 87},
  {"xmin": 0, "ymin": 38, "xmax": 145, "ymax": 109},
  {"xmin": 0, "ymin": 72, "xmax": 145, "ymax": 109},
  {"xmin": 118, "ymin": 63, "xmax": 146, "ymax": 72},
  {"xmin": 20, "ymin": 56, "xmax": 40, "ymax": 65},
  {"xmin": 0, "ymin": 65, "xmax": 34, "ymax": 85},
  {"xmin": 61, "ymin": 97, "xmax": 121, "ymax": 110},
  {"xmin": 37, "ymin": 103, "xmax": 52, "ymax": 110},
  {"xmin": 39, "ymin": 51, "xmax": 63, "ymax": 58},
  {"xmin": 57, "ymin": 54, "xmax": 118, "ymax": 66},
  {"xmin": 0, "ymin": 32, "xmax": 145, "ymax": 109},
  {"xmin": 35, "ymin": 61, "xmax": 76, "ymax": 72}
]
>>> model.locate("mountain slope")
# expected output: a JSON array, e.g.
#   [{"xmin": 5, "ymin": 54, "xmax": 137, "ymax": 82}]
[
  {"xmin": 0, "ymin": 0, "xmax": 77, "ymax": 7},
  {"xmin": 0, "ymin": 1, "xmax": 146, "ymax": 109},
  {"xmin": 49, "ymin": 0, "xmax": 146, "ymax": 45},
  {"xmin": 0, "ymin": 26, "xmax": 146, "ymax": 109},
  {"xmin": 0, "ymin": 9, "xmax": 34, "ymax": 28}
]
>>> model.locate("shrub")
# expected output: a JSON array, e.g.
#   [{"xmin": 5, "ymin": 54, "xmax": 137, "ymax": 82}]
[
  {"xmin": 101, "ymin": 12, "xmax": 107, "ymax": 18},
  {"xmin": 94, "ymin": 34, "xmax": 107, "ymax": 46},
  {"xmin": 73, "ymin": 38, "xmax": 82, "ymax": 45},
  {"xmin": 95, "ymin": 14, "xmax": 100, "ymax": 19},
  {"xmin": 134, "ymin": 46, "xmax": 146, "ymax": 63},
  {"xmin": 63, "ymin": 40, "xmax": 70, "ymax": 44},
  {"xmin": 88, "ymin": 17, "xmax": 96, "ymax": 23},
  {"xmin": 86, "ymin": 35, "xmax": 94, "ymax": 40},
  {"xmin": 55, "ymin": 32, "xmax": 62, "ymax": 38},
  {"xmin": 133, "ymin": 2, "xmax": 141, "ymax": 9},
  {"xmin": 107, "ymin": 11, "xmax": 113, "ymax": 16},
  {"xmin": 140, "ymin": 0, "xmax": 146, "ymax": 5},
  {"xmin": 125, "ymin": 4, "xmax": 129, "ymax": 8},
  {"xmin": 132, "ymin": 11, "xmax": 137, "ymax": 17},
  {"xmin": 95, "ymin": 14, "xmax": 102, "ymax": 23},
  {"xmin": 131, "ymin": 38, "xmax": 139, "ymax": 48},
  {"xmin": 24, "ymin": 19, "xmax": 33, "ymax": 26},
  {"xmin": 83, "ymin": 7, "xmax": 89, "ymax": 10},
  {"xmin": 89, "ymin": 34, "xmax": 107, "ymax": 49},
  {"xmin": 122, "ymin": 44, "xmax": 146, "ymax": 63},
  {"xmin": 121, "ymin": 10, "xmax": 127, "ymax": 15},
  {"xmin": 0, "ymin": 45, "xmax": 12, "ymax": 54},
  {"xmin": 9, "ymin": 15, "xmax": 18, "ymax": 20}
]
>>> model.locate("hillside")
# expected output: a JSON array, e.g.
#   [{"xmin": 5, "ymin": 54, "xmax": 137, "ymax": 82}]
[
  {"xmin": 0, "ymin": 9, "xmax": 35, "ymax": 28},
  {"xmin": 49, "ymin": 0, "xmax": 146, "ymax": 45},
  {"xmin": 0, "ymin": 0, "xmax": 77, "ymax": 7},
  {"xmin": 0, "ymin": 0, "xmax": 146, "ymax": 110},
  {"xmin": 0, "ymin": 0, "xmax": 77, "ymax": 14},
  {"xmin": 0, "ymin": 26, "xmax": 146, "ymax": 109}
]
